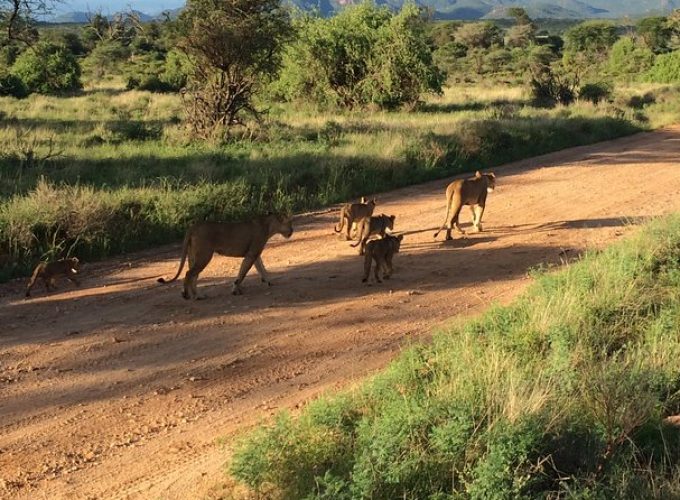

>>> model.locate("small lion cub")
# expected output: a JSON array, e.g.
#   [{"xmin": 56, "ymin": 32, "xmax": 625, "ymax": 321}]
[
  {"xmin": 362, "ymin": 234, "xmax": 403, "ymax": 283},
  {"xmin": 25, "ymin": 257, "xmax": 81, "ymax": 298}
]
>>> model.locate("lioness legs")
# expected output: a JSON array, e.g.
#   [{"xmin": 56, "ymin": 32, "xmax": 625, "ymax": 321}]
[
  {"xmin": 446, "ymin": 209, "xmax": 466, "ymax": 240},
  {"xmin": 472, "ymin": 205, "xmax": 485, "ymax": 232},
  {"xmin": 254, "ymin": 257, "xmax": 271, "ymax": 286},
  {"xmin": 384, "ymin": 254, "xmax": 394, "ymax": 279},
  {"xmin": 232, "ymin": 255, "xmax": 257, "ymax": 295},
  {"xmin": 182, "ymin": 251, "xmax": 212, "ymax": 300}
]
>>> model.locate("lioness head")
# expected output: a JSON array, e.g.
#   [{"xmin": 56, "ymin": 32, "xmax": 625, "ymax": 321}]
[
  {"xmin": 485, "ymin": 173, "xmax": 496, "ymax": 193},
  {"xmin": 381, "ymin": 214, "xmax": 397, "ymax": 232},
  {"xmin": 273, "ymin": 215, "xmax": 294, "ymax": 238},
  {"xmin": 392, "ymin": 234, "xmax": 404, "ymax": 253}
]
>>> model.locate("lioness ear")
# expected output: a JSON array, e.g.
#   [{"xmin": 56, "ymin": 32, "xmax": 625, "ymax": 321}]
[{"xmin": 390, "ymin": 215, "xmax": 396, "ymax": 220}]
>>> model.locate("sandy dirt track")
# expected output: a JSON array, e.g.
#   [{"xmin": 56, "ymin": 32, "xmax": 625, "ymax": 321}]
[{"xmin": 1, "ymin": 126, "xmax": 680, "ymax": 499}]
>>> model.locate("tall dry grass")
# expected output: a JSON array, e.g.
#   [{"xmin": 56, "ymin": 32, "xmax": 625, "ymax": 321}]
[{"xmin": 0, "ymin": 83, "xmax": 678, "ymax": 279}]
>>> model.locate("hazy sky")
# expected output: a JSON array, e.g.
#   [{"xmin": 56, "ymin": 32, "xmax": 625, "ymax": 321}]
[{"xmin": 57, "ymin": 1, "xmax": 184, "ymax": 14}]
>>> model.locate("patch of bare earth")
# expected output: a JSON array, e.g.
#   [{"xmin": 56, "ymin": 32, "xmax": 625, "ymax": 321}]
[{"xmin": 1, "ymin": 127, "xmax": 680, "ymax": 499}]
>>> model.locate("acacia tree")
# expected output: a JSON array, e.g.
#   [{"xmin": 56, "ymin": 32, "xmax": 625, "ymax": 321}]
[
  {"xmin": 505, "ymin": 7, "xmax": 535, "ymax": 48},
  {"xmin": 177, "ymin": 0, "xmax": 291, "ymax": 138},
  {"xmin": 0, "ymin": 0, "xmax": 57, "ymax": 47}
]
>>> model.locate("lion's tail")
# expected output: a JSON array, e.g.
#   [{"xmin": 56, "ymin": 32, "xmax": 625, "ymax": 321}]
[
  {"xmin": 158, "ymin": 231, "xmax": 191, "ymax": 284},
  {"xmin": 433, "ymin": 185, "xmax": 454, "ymax": 239},
  {"xmin": 334, "ymin": 208, "xmax": 345, "ymax": 233}
]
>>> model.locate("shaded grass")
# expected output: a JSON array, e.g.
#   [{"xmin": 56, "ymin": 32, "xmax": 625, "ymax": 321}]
[
  {"xmin": 0, "ymin": 84, "xmax": 678, "ymax": 280},
  {"xmin": 230, "ymin": 214, "xmax": 680, "ymax": 499}
]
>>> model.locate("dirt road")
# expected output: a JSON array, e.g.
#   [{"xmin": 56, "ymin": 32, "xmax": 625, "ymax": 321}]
[{"xmin": 1, "ymin": 127, "xmax": 680, "ymax": 499}]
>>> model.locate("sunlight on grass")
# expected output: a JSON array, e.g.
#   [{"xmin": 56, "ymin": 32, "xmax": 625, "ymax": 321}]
[{"xmin": 0, "ymin": 82, "xmax": 678, "ymax": 280}]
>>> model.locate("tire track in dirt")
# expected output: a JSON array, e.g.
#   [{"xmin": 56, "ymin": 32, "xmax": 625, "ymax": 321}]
[{"xmin": 1, "ymin": 127, "xmax": 679, "ymax": 499}]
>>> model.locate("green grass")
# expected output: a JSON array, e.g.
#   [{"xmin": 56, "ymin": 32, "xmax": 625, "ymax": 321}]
[
  {"xmin": 230, "ymin": 214, "xmax": 680, "ymax": 499},
  {"xmin": 0, "ymin": 83, "xmax": 678, "ymax": 280}
]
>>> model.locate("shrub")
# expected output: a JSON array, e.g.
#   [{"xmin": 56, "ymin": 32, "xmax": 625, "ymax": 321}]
[
  {"xmin": 82, "ymin": 41, "xmax": 131, "ymax": 79},
  {"xmin": 128, "ymin": 76, "xmax": 176, "ymax": 93},
  {"xmin": 275, "ymin": 3, "xmax": 443, "ymax": 109},
  {"xmin": 646, "ymin": 51, "xmax": 680, "ymax": 83},
  {"xmin": 579, "ymin": 82, "xmax": 613, "ymax": 105},
  {"xmin": 162, "ymin": 50, "xmax": 190, "ymax": 91},
  {"xmin": 11, "ymin": 42, "xmax": 82, "ymax": 95},
  {"xmin": 607, "ymin": 37, "xmax": 655, "ymax": 78},
  {"xmin": 0, "ymin": 44, "xmax": 20, "ymax": 66},
  {"xmin": 0, "ymin": 71, "xmax": 29, "ymax": 98},
  {"xmin": 125, "ymin": 50, "xmax": 189, "ymax": 93},
  {"xmin": 530, "ymin": 69, "xmax": 577, "ymax": 107},
  {"xmin": 105, "ymin": 121, "xmax": 162, "ymax": 142},
  {"xmin": 176, "ymin": 0, "xmax": 292, "ymax": 137},
  {"xmin": 627, "ymin": 92, "xmax": 656, "ymax": 109}
]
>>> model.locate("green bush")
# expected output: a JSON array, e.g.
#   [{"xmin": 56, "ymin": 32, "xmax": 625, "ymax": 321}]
[
  {"xmin": 105, "ymin": 121, "xmax": 163, "ymax": 142},
  {"xmin": 607, "ymin": 37, "xmax": 655, "ymax": 78},
  {"xmin": 125, "ymin": 50, "xmax": 189, "ymax": 93},
  {"xmin": 530, "ymin": 69, "xmax": 577, "ymax": 107},
  {"xmin": 162, "ymin": 50, "xmax": 190, "ymax": 90},
  {"xmin": 579, "ymin": 82, "xmax": 613, "ymax": 104},
  {"xmin": 82, "ymin": 40, "xmax": 131, "ymax": 79},
  {"xmin": 646, "ymin": 51, "xmax": 680, "ymax": 83},
  {"xmin": 0, "ymin": 71, "xmax": 29, "ymax": 98},
  {"xmin": 11, "ymin": 42, "xmax": 82, "ymax": 95},
  {"xmin": 231, "ymin": 214, "xmax": 680, "ymax": 498},
  {"xmin": 274, "ymin": 2, "xmax": 443, "ymax": 109}
]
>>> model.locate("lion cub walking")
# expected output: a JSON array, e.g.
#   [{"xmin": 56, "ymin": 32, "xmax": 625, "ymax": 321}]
[
  {"xmin": 351, "ymin": 214, "xmax": 396, "ymax": 255},
  {"xmin": 334, "ymin": 197, "xmax": 377, "ymax": 240},
  {"xmin": 25, "ymin": 257, "xmax": 80, "ymax": 298},
  {"xmin": 363, "ymin": 234, "xmax": 403, "ymax": 283}
]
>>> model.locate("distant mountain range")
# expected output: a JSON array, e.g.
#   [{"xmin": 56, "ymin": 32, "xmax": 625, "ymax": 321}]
[
  {"xmin": 287, "ymin": 0, "xmax": 680, "ymax": 19},
  {"xmin": 47, "ymin": 0, "xmax": 680, "ymax": 23},
  {"xmin": 51, "ymin": 9, "xmax": 156, "ymax": 23}
]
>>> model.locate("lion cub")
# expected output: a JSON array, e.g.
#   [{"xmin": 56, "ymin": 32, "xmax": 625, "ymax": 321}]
[
  {"xmin": 351, "ymin": 214, "xmax": 396, "ymax": 255},
  {"xmin": 363, "ymin": 234, "xmax": 403, "ymax": 283},
  {"xmin": 334, "ymin": 197, "xmax": 377, "ymax": 240},
  {"xmin": 25, "ymin": 257, "xmax": 80, "ymax": 298}
]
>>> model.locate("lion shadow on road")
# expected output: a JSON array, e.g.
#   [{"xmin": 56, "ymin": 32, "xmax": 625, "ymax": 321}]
[{"xmin": 488, "ymin": 216, "xmax": 648, "ymax": 235}]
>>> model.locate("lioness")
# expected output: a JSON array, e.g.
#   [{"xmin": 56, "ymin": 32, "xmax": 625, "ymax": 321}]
[
  {"xmin": 334, "ymin": 197, "xmax": 377, "ymax": 240},
  {"xmin": 363, "ymin": 234, "xmax": 403, "ymax": 283},
  {"xmin": 25, "ymin": 257, "xmax": 80, "ymax": 298},
  {"xmin": 351, "ymin": 214, "xmax": 396, "ymax": 255},
  {"xmin": 158, "ymin": 214, "xmax": 293, "ymax": 299},
  {"xmin": 433, "ymin": 171, "xmax": 496, "ymax": 241}
]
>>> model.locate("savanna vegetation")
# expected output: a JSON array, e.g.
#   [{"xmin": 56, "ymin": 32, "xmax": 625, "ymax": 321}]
[
  {"xmin": 231, "ymin": 212, "xmax": 680, "ymax": 499},
  {"xmin": 0, "ymin": 0, "xmax": 679, "ymax": 496},
  {"xmin": 0, "ymin": 0, "xmax": 678, "ymax": 283}
]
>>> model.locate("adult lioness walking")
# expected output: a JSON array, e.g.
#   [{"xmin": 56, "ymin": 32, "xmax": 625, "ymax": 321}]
[
  {"xmin": 433, "ymin": 171, "xmax": 496, "ymax": 241},
  {"xmin": 158, "ymin": 214, "xmax": 294, "ymax": 299}
]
